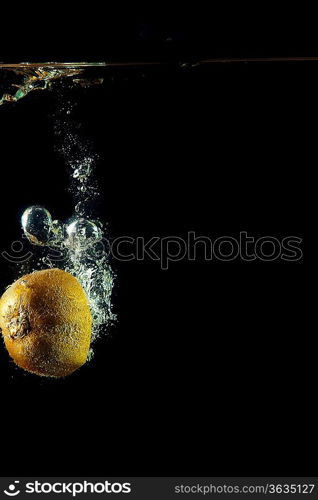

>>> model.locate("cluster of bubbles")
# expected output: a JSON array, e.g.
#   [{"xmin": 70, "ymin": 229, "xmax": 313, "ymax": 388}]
[
  {"xmin": 52, "ymin": 107, "xmax": 100, "ymax": 219},
  {"xmin": 21, "ymin": 206, "xmax": 115, "ymax": 340}
]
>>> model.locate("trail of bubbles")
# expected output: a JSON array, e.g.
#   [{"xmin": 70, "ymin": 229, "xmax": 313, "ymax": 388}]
[{"xmin": 19, "ymin": 89, "xmax": 115, "ymax": 343}]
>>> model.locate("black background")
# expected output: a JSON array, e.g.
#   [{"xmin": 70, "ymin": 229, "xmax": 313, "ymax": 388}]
[{"xmin": 0, "ymin": 12, "xmax": 314, "ymax": 476}]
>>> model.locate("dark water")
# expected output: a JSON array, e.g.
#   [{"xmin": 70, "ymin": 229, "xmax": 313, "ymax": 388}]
[{"xmin": 0, "ymin": 59, "xmax": 313, "ymax": 475}]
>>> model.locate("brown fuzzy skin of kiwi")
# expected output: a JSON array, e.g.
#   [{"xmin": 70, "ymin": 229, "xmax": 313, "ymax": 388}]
[{"xmin": 0, "ymin": 268, "xmax": 92, "ymax": 377}]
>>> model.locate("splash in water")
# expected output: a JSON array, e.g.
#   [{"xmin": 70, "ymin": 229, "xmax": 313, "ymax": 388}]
[{"xmin": 0, "ymin": 62, "xmax": 105, "ymax": 106}]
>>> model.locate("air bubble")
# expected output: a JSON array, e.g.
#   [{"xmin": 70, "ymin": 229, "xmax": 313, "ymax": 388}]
[
  {"xmin": 65, "ymin": 218, "xmax": 102, "ymax": 250},
  {"xmin": 21, "ymin": 206, "xmax": 53, "ymax": 246}
]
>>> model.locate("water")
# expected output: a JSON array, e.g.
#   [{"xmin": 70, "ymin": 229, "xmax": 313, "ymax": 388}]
[{"xmin": 1, "ymin": 62, "xmax": 116, "ymax": 344}]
